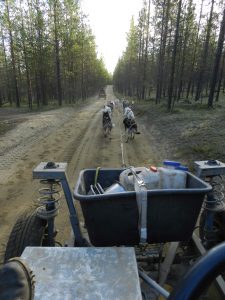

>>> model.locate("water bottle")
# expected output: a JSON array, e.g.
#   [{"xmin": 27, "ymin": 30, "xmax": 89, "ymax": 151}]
[
  {"xmin": 119, "ymin": 166, "xmax": 160, "ymax": 191},
  {"xmin": 143, "ymin": 166, "xmax": 160, "ymax": 189},
  {"xmin": 175, "ymin": 165, "xmax": 189, "ymax": 171},
  {"xmin": 163, "ymin": 160, "xmax": 181, "ymax": 169},
  {"xmin": 119, "ymin": 167, "xmax": 146, "ymax": 191},
  {"xmin": 158, "ymin": 160, "xmax": 187, "ymax": 189}
]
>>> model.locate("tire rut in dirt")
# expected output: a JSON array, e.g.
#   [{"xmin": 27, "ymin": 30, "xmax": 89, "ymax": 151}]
[
  {"xmin": 61, "ymin": 122, "xmax": 91, "ymax": 163},
  {"xmin": 4, "ymin": 208, "xmax": 47, "ymax": 262},
  {"xmin": 61, "ymin": 107, "xmax": 102, "ymax": 168},
  {"xmin": 66, "ymin": 111, "xmax": 104, "ymax": 176}
]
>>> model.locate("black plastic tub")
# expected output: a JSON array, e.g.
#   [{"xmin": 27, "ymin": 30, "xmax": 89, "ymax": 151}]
[{"xmin": 73, "ymin": 168, "xmax": 211, "ymax": 246}]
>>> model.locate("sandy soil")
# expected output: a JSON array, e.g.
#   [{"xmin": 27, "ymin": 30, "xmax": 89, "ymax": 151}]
[{"xmin": 0, "ymin": 85, "xmax": 159, "ymax": 262}]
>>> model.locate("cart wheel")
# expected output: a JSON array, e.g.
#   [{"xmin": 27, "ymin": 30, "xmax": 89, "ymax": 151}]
[
  {"xmin": 169, "ymin": 242, "xmax": 225, "ymax": 300},
  {"xmin": 199, "ymin": 210, "xmax": 225, "ymax": 247},
  {"xmin": 4, "ymin": 208, "xmax": 47, "ymax": 262}
]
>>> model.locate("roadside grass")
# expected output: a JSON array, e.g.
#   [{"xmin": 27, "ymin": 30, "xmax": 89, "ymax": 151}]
[
  {"xmin": 0, "ymin": 96, "xmax": 98, "ymax": 137},
  {"xmin": 131, "ymin": 96, "xmax": 225, "ymax": 170},
  {"xmin": 0, "ymin": 121, "xmax": 18, "ymax": 136},
  {"xmin": 3, "ymin": 92, "xmax": 101, "ymax": 110},
  {"xmin": 0, "ymin": 98, "xmax": 94, "ymax": 113}
]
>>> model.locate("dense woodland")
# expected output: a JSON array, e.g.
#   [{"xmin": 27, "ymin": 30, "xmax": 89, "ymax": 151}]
[
  {"xmin": 113, "ymin": 0, "xmax": 225, "ymax": 110},
  {"xmin": 0, "ymin": 0, "xmax": 110, "ymax": 109},
  {"xmin": 1, "ymin": 0, "xmax": 225, "ymax": 111}
]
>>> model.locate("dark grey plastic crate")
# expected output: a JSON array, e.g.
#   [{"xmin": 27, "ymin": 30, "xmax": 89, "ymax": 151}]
[{"xmin": 73, "ymin": 168, "xmax": 211, "ymax": 246}]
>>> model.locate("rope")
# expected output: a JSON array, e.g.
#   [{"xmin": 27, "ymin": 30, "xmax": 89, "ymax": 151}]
[
  {"xmin": 117, "ymin": 102, "xmax": 126, "ymax": 167},
  {"xmin": 94, "ymin": 167, "xmax": 101, "ymax": 185}
]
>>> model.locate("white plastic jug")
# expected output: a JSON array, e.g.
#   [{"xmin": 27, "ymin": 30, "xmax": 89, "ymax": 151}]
[
  {"xmin": 119, "ymin": 167, "xmax": 146, "ymax": 191},
  {"xmin": 141, "ymin": 166, "xmax": 160, "ymax": 189},
  {"xmin": 119, "ymin": 167, "xmax": 160, "ymax": 191},
  {"xmin": 158, "ymin": 167, "xmax": 187, "ymax": 189}
]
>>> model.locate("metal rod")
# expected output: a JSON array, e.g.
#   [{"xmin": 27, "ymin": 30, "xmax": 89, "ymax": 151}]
[
  {"xmin": 61, "ymin": 176, "xmax": 84, "ymax": 246},
  {"xmin": 47, "ymin": 218, "xmax": 55, "ymax": 246},
  {"xmin": 139, "ymin": 269, "xmax": 170, "ymax": 299}
]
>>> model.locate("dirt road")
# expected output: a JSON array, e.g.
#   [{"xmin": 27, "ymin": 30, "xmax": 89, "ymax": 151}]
[{"xmin": 0, "ymin": 86, "xmax": 157, "ymax": 261}]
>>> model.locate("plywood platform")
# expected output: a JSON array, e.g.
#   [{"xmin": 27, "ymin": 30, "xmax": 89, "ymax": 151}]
[{"xmin": 22, "ymin": 247, "xmax": 142, "ymax": 300}]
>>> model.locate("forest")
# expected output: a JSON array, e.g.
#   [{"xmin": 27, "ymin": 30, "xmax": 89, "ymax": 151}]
[
  {"xmin": 0, "ymin": 0, "xmax": 110, "ymax": 109},
  {"xmin": 1, "ymin": 0, "xmax": 225, "ymax": 112},
  {"xmin": 113, "ymin": 0, "xmax": 225, "ymax": 111}
]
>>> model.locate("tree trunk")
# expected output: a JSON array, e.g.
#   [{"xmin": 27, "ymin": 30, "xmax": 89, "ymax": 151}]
[
  {"xmin": 156, "ymin": 0, "xmax": 170, "ymax": 103},
  {"xmin": 1, "ymin": 26, "xmax": 12, "ymax": 105},
  {"xmin": 186, "ymin": 0, "xmax": 204, "ymax": 100},
  {"xmin": 53, "ymin": 0, "xmax": 62, "ymax": 106},
  {"xmin": 195, "ymin": 0, "xmax": 215, "ymax": 101},
  {"xmin": 34, "ymin": 0, "xmax": 48, "ymax": 106},
  {"xmin": 5, "ymin": 0, "xmax": 20, "ymax": 107},
  {"xmin": 215, "ymin": 51, "xmax": 225, "ymax": 102},
  {"xmin": 141, "ymin": 0, "xmax": 151, "ymax": 100},
  {"xmin": 35, "ymin": 71, "xmax": 40, "ymax": 107},
  {"xmin": 208, "ymin": 6, "xmax": 225, "ymax": 107},
  {"xmin": 177, "ymin": 0, "xmax": 193, "ymax": 102},
  {"xmin": 20, "ymin": 1, "xmax": 33, "ymax": 109},
  {"xmin": 167, "ymin": 0, "xmax": 182, "ymax": 111}
]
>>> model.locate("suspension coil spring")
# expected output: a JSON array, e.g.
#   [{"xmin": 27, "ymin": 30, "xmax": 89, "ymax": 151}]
[
  {"xmin": 203, "ymin": 175, "xmax": 225, "ymax": 211},
  {"xmin": 35, "ymin": 179, "xmax": 61, "ymax": 220}
]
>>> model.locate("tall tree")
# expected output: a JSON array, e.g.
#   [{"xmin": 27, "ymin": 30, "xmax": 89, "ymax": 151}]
[
  {"xmin": 19, "ymin": 0, "xmax": 33, "ymax": 109},
  {"xmin": 0, "ymin": 23, "xmax": 12, "ymax": 104},
  {"xmin": 33, "ymin": 0, "xmax": 48, "ymax": 106},
  {"xmin": 155, "ymin": 0, "xmax": 171, "ymax": 103},
  {"xmin": 176, "ymin": 0, "xmax": 194, "ymax": 101},
  {"xmin": 208, "ymin": 6, "xmax": 225, "ymax": 107},
  {"xmin": 52, "ymin": 0, "xmax": 62, "ymax": 105},
  {"xmin": 167, "ymin": 0, "xmax": 182, "ymax": 111},
  {"xmin": 141, "ymin": 0, "xmax": 151, "ymax": 100},
  {"xmin": 195, "ymin": 0, "xmax": 215, "ymax": 101},
  {"xmin": 186, "ymin": 0, "xmax": 204, "ymax": 99},
  {"xmin": 5, "ymin": 0, "xmax": 20, "ymax": 107},
  {"xmin": 215, "ymin": 50, "xmax": 225, "ymax": 102}
]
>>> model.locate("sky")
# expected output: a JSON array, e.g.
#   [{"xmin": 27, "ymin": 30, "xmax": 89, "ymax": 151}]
[{"xmin": 81, "ymin": 0, "xmax": 143, "ymax": 74}]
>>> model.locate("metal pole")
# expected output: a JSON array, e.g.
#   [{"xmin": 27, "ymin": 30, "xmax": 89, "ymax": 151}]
[
  {"xmin": 139, "ymin": 269, "xmax": 170, "ymax": 299},
  {"xmin": 61, "ymin": 176, "xmax": 84, "ymax": 246}
]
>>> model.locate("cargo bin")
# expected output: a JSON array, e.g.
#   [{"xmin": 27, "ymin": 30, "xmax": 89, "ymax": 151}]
[{"xmin": 73, "ymin": 168, "xmax": 211, "ymax": 246}]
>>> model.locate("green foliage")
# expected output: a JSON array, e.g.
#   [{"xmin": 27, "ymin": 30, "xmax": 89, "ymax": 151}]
[
  {"xmin": 191, "ymin": 144, "xmax": 213, "ymax": 155},
  {"xmin": 113, "ymin": 0, "xmax": 224, "ymax": 110},
  {"xmin": 0, "ymin": 0, "xmax": 110, "ymax": 108}
]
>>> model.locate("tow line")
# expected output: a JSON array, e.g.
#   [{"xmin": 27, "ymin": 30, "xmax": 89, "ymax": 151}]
[{"xmin": 116, "ymin": 103, "xmax": 127, "ymax": 168}]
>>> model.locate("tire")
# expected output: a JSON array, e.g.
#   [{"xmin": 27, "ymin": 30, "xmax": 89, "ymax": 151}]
[
  {"xmin": 199, "ymin": 210, "xmax": 225, "ymax": 247},
  {"xmin": 4, "ymin": 208, "xmax": 47, "ymax": 262}
]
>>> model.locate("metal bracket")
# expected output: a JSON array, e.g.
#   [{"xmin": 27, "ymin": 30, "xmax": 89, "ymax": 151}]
[
  {"xmin": 194, "ymin": 160, "xmax": 225, "ymax": 178},
  {"xmin": 33, "ymin": 162, "xmax": 68, "ymax": 180}
]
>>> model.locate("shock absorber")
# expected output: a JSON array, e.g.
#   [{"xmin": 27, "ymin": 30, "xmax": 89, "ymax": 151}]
[
  {"xmin": 194, "ymin": 160, "xmax": 225, "ymax": 248},
  {"xmin": 204, "ymin": 175, "xmax": 224, "ymax": 210},
  {"xmin": 33, "ymin": 161, "xmax": 86, "ymax": 246},
  {"xmin": 35, "ymin": 178, "xmax": 61, "ymax": 246}
]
